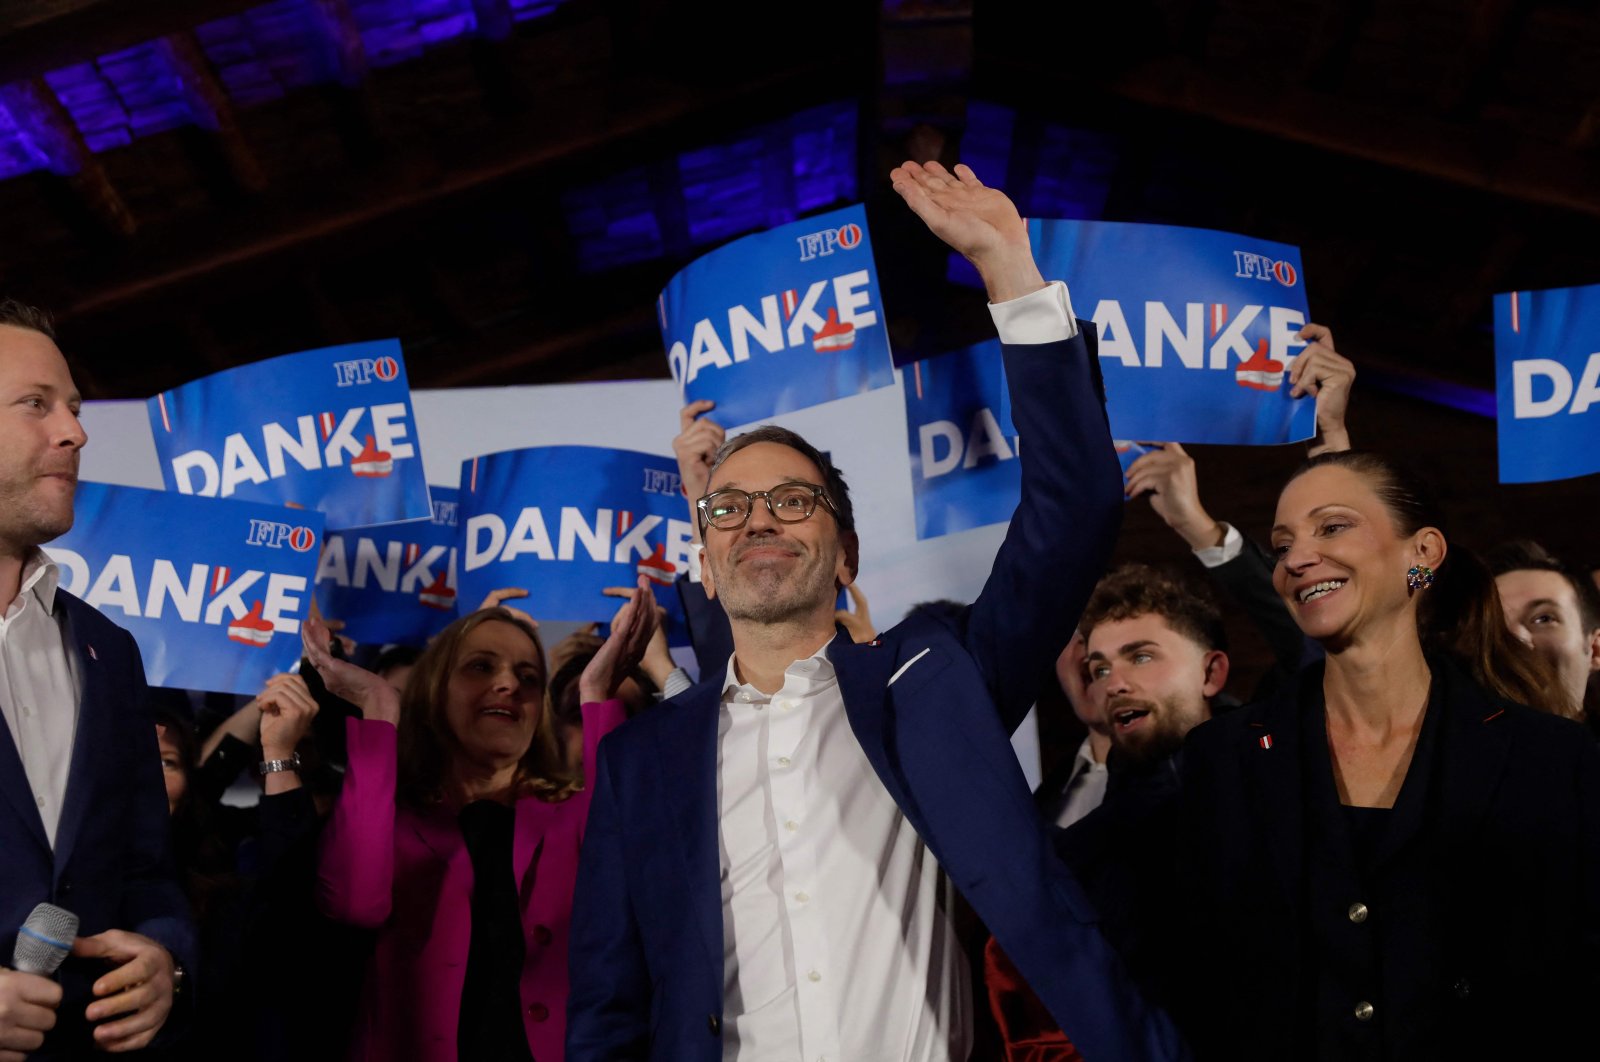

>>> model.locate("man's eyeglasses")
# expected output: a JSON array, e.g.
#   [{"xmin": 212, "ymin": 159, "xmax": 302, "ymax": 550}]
[{"xmin": 696, "ymin": 481, "xmax": 840, "ymax": 532}]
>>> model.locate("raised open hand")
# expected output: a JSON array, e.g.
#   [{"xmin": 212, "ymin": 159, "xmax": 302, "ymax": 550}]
[{"xmin": 889, "ymin": 161, "xmax": 1044, "ymax": 303}]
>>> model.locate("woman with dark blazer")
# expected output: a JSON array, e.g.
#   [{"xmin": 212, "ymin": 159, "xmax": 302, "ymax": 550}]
[
  {"xmin": 1164, "ymin": 451, "xmax": 1600, "ymax": 1062},
  {"xmin": 1160, "ymin": 451, "xmax": 1600, "ymax": 1060}
]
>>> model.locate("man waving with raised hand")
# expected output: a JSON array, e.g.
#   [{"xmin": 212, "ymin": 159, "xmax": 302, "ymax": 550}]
[{"xmin": 567, "ymin": 163, "xmax": 1186, "ymax": 1062}]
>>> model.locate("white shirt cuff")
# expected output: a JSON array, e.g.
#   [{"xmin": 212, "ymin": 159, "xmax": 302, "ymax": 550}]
[
  {"xmin": 988, "ymin": 281, "xmax": 1079, "ymax": 345},
  {"xmin": 661, "ymin": 667, "xmax": 694, "ymax": 700},
  {"xmin": 1193, "ymin": 522, "xmax": 1245, "ymax": 569}
]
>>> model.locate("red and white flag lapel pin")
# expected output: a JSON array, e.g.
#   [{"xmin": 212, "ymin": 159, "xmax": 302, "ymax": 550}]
[{"xmin": 1258, "ymin": 734, "xmax": 1273, "ymax": 750}]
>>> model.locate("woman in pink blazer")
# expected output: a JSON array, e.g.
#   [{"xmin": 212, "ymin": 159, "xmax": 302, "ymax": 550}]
[{"xmin": 301, "ymin": 581, "xmax": 658, "ymax": 1062}]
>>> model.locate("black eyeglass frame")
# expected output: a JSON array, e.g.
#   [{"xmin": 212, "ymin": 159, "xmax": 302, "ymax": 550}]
[{"xmin": 695, "ymin": 480, "xmax": 842, "ymax": 532}]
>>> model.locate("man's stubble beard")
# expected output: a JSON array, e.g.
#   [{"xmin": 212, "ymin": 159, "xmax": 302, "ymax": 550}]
[
  {"xmin": 1113, "ymin": 694, "xmax": 1208, "ymax": 767},
  {"xmin": 0, "ymin": 480, "xmax": 76, "ymax": 556},
  {"xmin": 712, "ymin": 539, "xmax": 839, "ymax": 626}
]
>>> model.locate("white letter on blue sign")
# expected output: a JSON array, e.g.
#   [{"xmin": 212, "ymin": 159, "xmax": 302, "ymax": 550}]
[
  {"xmin": 833, "ymin": 271, "xmax": 878, "ymax": 329},
  {"xmin": 1144, "ymin": 303, "xmax": 1204, "ymax": 369},
  {"xmin": 1091, "ymin": 300, "xmax": 1139, "ymax": 368},
  {"xmin": 1513, "ymin": 359, "xmax": 1573, "ymax": 419},
  {"xmin": 729, "ymin": 297, "xmax": 783, "ymax": 363},
  {"xmin": 1571, "ymin": 353, "xmax": 1600, "ymax": 415},
  {"xmin": 145, "ymin": 560, "xmax": 206, "ymax": 622},
  {"xmin": 465, "ymin": 514, "xmax": 506, "ymax": 571},
  {"xmin": 919, "ymin": 421, "xmax": 963, "ymax": 479},
  {"xmin": 171, "ymin": 451, "xmax": 220, "ymax": 496}
]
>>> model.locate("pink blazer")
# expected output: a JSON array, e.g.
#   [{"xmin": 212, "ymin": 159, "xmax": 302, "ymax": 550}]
[{"xmin": 317, "ymin": 700, "xmax": 627, "ymax": 1062}]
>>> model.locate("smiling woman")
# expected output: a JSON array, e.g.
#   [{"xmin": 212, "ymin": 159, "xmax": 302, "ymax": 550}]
[
  {"xmin": 303, "ymin": 583, "xmax": 659, "ymax": 1062},
  {"xmin": 396, "ymin": 610, "xmax": 573, "ymax": 810},
  {"xmin": 1160, "ymin": 450, "xmax": 1600, "ymax": 1061}
]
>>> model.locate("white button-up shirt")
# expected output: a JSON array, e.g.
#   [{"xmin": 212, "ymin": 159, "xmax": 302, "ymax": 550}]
[
  {"xmin": 0, "ymin": 550, "xmax": 83, "ymax": 848},
  {"xmin": 716, "ymin": 641, "xmax": 971, "ymax": 1062},
  {"xmin": 1052, "ymin": 736, "xmax": 1109, "ymax": 828},
  {"xmin": 712, "ymin": 281, "xmax": 1079, "ymax": 1060}
]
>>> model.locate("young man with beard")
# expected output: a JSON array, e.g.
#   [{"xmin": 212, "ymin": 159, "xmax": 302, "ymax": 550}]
[
  {"xmin": 1081, "ymin": 565, "xmax": 1231, "ymax": 769},
  {"xmin": 567, "ymin": 164, "xmax": 1186, "ymax": 1062},
  {"xmin": 1050, "ymin": 565, "xmax": 1231, "ymax": 1012}
]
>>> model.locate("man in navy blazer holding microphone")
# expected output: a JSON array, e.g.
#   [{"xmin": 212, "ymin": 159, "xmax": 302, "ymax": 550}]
[
  {"xmin": 0, "ymin": 302, "xmax": 194, "ymax": 1059},
  {"xmin": 567, "ymin": 163, "xmax": 1186, "ymax": 1061}
]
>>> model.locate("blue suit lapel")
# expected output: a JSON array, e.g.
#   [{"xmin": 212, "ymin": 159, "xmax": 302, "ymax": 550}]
[
  {"xmin": 654, "ymin": 681, "xmax": 724, "ymax": 987},
  {"xmin": 827, "ymin": 636, "xmax": 914, "ymax": 819},
  {"xmin": 52, "ymin": 600, "xmax": 107, "ymax": 878}
]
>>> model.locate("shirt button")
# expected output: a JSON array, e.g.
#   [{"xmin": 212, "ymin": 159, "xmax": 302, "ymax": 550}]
[
  {"xmin": 784, "ymin": 820, "xmax": 799, "ymax": 832},
  {"xmin": 36, "ymin": 797, "xmax": 45, "ymax": 808},
  {"xmin": 1347, "ymin": 902, "xmax": 1369, "ymax": 924},
  {"xmin": 20, "ymin": 705, "xmax": 32, "ymax": 717},
  {"xmin": 527, "ymin": 1002, "xmax": 549, "ymax": 1022},
  {"xmin": 807, "ymin": 970, "xmax": 821, "ymax": 983},
  {"xmin": 777, "ymin": 756, "xmax": 791, "ymax": 767},
  {"xmin": 1353, "ymin": 1001, "xmax": 1374, "ymax": 1022},
  {"xmin": 795, "ymin": 892, "xmax": 810, "ymax": 903}
]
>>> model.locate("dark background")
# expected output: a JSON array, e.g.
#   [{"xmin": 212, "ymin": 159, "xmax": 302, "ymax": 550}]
[{"xmin": 2, "ymin": 0, "xmax": 1597, "ymax": 704}]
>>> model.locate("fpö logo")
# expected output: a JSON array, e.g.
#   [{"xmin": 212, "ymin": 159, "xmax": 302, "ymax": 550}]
[
  {"xmin": 246, "ymin": 518, "xmax": 317, "ymax": 552},
  {"xmin": 1233, "ymin": 251, "xmax": 1298, "ymax": 287},
  {"xmin": 332, "ymin": 355, "xmax": 401, "ymax": 387},
  {"xmin": 796, "ymin": 223, "xmax": 863, "ymax": 262}
]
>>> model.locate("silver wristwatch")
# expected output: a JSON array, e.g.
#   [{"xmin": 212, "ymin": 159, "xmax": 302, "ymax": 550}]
[{"xmin": 258, "ymin": 752, "xmax": 302, "ymax": 776}]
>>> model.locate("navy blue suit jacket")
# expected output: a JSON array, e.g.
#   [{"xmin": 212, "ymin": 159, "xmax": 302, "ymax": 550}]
[
  {"xmin": 0, "ymin": 589, "xmax": 196, "ymax": 1057},
  {"xmin": 567, "ymin": 331, "xmax": 1189, "ymax": 1061}
]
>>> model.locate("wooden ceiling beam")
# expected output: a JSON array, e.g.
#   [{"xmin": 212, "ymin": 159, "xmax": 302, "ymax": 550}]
[
  {"xmin": 164, "ymin": 31, "xmax": 269, "ymax": 195},
  {"xmin": 0, "ymin": 78, "xmax": 136, "ymax": 237},
  {"xmin": 1104, "ymin": 58, "xmax": 1600, "ymax": 221},
  {"xmin": 58, "ymin": 66, "xmax": 843, "ymax": 318},
  {"xmin": 0, "ymin": 0, "xmax": 263, "ymax": 83}
]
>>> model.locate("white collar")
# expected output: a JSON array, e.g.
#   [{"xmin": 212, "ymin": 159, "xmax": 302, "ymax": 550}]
[{"xmin": 722, "ymin": 635, "xmax": 838, "ymax": 701}]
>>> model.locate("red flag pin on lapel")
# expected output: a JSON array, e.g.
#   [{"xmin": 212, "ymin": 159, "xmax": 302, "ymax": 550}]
[{"xmin": 1258, "ymin": 734, "xmax": 1273, "ymax": 750}]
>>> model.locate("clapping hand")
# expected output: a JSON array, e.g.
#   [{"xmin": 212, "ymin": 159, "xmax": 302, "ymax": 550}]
[
  {"xmin": 579, "ymin": 577, "xmax": 659, "ymax": 704},
  {"xmin": 302, "ymin": 614, "xmax": 399, "ymax": 726}
]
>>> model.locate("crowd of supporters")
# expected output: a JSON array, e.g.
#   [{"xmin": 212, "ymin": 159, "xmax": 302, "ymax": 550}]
[{"xmin": 1, "ymin": 160, "xmax": 1596, "ymax": 1062}]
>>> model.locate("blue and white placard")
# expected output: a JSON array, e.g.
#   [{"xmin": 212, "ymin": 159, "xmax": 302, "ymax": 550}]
[
  {"xmin": 658, "ymin": 204, "xmax": 896, "ymax": 428},
  {"xmin": 44, "ymin": 483, "xmax": 323, "ymax": 694},
  {"xmin": 147, "ymin": 340, "xmax": 431, "ymax": 529}
]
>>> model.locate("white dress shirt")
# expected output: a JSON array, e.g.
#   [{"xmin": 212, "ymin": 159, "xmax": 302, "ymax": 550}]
[
  {"xmin": 0, "ymin": 550, "xmax": 83, "ymax": 848},
  {"xmin": 713, "ymin": 282, "xmax": 1080, "ymax": 1060},
  {"xmin": 716, "ymin": 642, "xmax": 970, "ymax": 1062},
  {"xmin": 1052, "ymin": 736, "xmax": 1110, "ymax": 828}
]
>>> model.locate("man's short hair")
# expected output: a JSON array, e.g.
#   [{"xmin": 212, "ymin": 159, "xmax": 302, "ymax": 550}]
[
  {"xmin": 0, "ymin": 298, "xmax": 57, "ymax": 341},
  {"xmin": 1080, "ymin": 563, "xmax": 1228, "ymax": 653},
  {"xmin": 1486, "ymin": 539, "xmax": 1600, "ymax": 632},
  {"xmin": 706, "ymin": 425, "xmax": 855, "ymax": 534}
]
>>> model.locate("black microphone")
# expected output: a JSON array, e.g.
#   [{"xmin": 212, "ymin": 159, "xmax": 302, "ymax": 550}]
[{"xmin": 13, "ymin": 902, "xmax": 78, "ymax": 976}]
